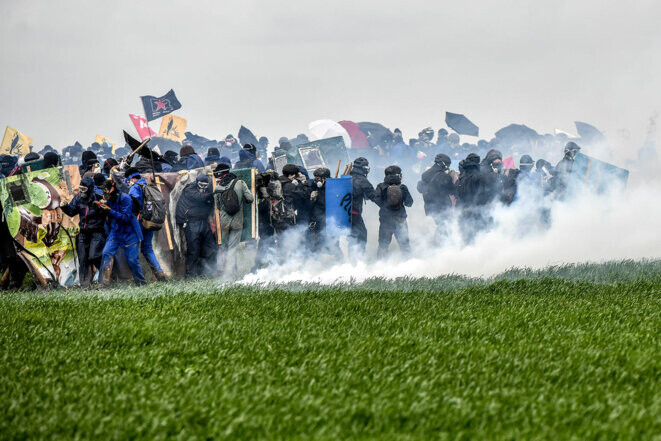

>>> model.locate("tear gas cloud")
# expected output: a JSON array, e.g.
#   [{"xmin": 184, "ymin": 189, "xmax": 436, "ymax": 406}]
[{"xmin": 242, "ymin": 131, "xmax": 661, "ymax": 284}]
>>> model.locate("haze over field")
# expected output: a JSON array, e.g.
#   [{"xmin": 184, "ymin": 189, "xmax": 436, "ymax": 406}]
[{"xmin": 1, "ymin": 0, "xmax": 660, "ymax": 159}]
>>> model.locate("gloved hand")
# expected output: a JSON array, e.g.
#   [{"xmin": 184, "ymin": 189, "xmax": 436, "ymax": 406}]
[
  {"xmin": 291, "ymin": 179, "xmax": 299, "ymax": 186},
  {"xmin": 310, "ymin": 190, "xmax": 318, "ymax": 201},
  {"xmin": 297, "ymin": 172, "xmax": 307, "ymax": 184}
]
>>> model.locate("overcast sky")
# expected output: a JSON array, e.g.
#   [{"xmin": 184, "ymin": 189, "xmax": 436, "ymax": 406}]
[{"xmin": 1, "ymin": 0, "xmax": 659, "ymax": 155}]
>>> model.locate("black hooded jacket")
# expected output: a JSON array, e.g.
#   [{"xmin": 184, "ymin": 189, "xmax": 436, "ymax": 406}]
[
  {"xmin": 175, "ymin": 182, "xmax": 214, "ymax": 225},
  {"xmin": 60, "ymin": 177, "xmax": 107, "ymax": 232},
  {"xmin": 350, "ymin": 170, "xmax": 376, "ymax": 216},
  {"xmin": 278, "ymin": 175, "xmax": 310, "ymax": 224},
  {"xmin": 418, "ymin": 164, "xmax": 455, "ymax": 215}
]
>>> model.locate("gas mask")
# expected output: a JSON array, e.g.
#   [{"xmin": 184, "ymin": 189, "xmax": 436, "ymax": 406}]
[
  {"xmin": 491, "ymin": 161, "xmax": 503, "ymax": 173},
  {"xmin": 79, "ymin": 185, "xmax": 89, "ymax": 199},
  {"xmin": 316, "ymin": 180, "xmax": 324, "ymax": 188},
  {"xmin": 197, "ymin": 182, "xmax": 209, "ymax": 192}
]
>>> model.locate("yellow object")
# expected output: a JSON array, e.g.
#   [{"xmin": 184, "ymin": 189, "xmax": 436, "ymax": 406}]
[
  {"xmin": 0, "ymin": 126, "xmax": 34, "ymax": 157},
  {"xmin": 94, "ymin": 135, "xmax": 116, "ymax": 154},
  {"xmin": 159, "ymin": 115, "xmax": 187, "ymax": 142}
]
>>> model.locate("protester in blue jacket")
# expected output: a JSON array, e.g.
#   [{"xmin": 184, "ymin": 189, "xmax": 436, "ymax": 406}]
[
  {"xmin": 124, "ymin": 167, "xmax": 166, "ymax": 281},
  {"xmin": 98, "ymin": 178, "xmax": 145, "ymax": 286},
  {"xmin": 173, "ymin": 145, "xmax": 204, "ymax": 171},
  {"xmin": 60, "ymin": 176, "xmax": 108, "ymax": 287}
]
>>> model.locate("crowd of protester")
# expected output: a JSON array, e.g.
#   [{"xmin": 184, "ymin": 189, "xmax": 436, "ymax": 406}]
[{"xmin": 0, "ymin": 125, "xmax": 586, "ymax": 290}]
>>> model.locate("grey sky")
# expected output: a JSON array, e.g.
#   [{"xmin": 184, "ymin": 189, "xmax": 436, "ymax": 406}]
[{"xmin": 1, "ymin": 0, "xmax": 660, "ymax": 154}]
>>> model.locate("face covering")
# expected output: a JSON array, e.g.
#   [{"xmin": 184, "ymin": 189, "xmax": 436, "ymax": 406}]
[
  {"xmin": 198, "ymin": 182, "xmax": 209, "ymax": 192},
  {"xmin": 492, "ymin": 162, "xmax": 503, "ymax": 173},
  {"xmin": 316, "ymin": 180, "xmax": 324, "ymax": 188},
  {"xmin": 79, "ymin": 186, "xmax": 89, "ymax": 199}
]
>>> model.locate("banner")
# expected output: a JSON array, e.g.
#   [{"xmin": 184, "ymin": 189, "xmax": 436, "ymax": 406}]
[
  {"xmin": 1, "ymin": 126, "xmax": 33, "ymax": 157},
  {"xmin": 93, "ymin": 135, "xmax": 116, "ymax": 154},
  {"xmin": 129, "ymin": 114, "xmax": 157, "ymax": 140},
  {"xmin": 325, "ymin": 176, "xmax": 352, "ymax": 236},
  {"xmin": 141, "ymin": 89, "xmax": 182, "ymax": 121},
  {"xmin": 0, "ymin": 165, "xmax": 81, "ymax": 286},
  {"xmin": 158, "ymin": 115, "xmax": 187, "ymax": 142}
]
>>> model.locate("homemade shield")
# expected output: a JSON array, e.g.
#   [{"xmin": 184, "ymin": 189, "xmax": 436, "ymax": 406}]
[
  {"xmin": 299, "ymin": 147, "xmax": 326, "ymax": 172},
  {"xmin": 232, "ymin": 168, "xmax": 259, "ymax": 242},
  {"xmin": 445, "ymin": 112, "xmax": 479, "ymax": 137},
  {"xmin": 570, "ymin": 153, "xmax": 629, "ymax": 193},
  {"xmin": 291, "ymin": 137, "xmax": 350, "ymax": 172},
  {"xmin": 0, "ymin": 165, "xmax": 81, "ymax": 287},
  {"xmin": 325, "ymin": 176, "xmax": 352, "ymax": 236}
]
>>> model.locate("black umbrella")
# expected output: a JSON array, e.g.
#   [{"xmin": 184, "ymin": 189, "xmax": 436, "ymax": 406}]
[
  {"xmin": 238, "ymin": 125, "xmax": 259, "ymax": 148},
  {"xmin": 574, "ymin": 121, "xmax": 605, "ymax": 143},
  {"xmin": 358, "ymin": 122, "xmax": 393, "ymax": 147},
  {"xmin": 445, "ymin": 112, "xmax": 479, "ymax": 137}
]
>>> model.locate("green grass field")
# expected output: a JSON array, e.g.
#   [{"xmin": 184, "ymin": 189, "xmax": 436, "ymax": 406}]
[{"xmin": 1, "ymin": 260, "xmax": 660, "ymax": 440}]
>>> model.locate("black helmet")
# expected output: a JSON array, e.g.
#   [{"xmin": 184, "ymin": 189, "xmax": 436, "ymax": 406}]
[
  {"xmin": 385, "ymin": 165, "xmax": 402, "ymax": 176},
  {"xmin": 313, "ymin": 167, "xmax": 331, "ymax": 179},
  {"xmin": 519, "ymin": 154, "xmax": 534, "ymax": 167}
]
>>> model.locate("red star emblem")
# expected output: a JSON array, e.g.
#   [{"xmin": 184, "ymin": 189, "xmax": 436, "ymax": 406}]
[{"xmin": 154, "ymin": 100, "xmax": 167, "ymax": 111}]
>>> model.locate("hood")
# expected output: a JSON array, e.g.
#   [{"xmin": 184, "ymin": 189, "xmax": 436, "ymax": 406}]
[
  {"xmin": 238, "ymin": 149, "xmax": 255, "ymax": 161},
  {"xmin": 384, "ymin": 174, "xmax": 401, "ymax": 185}
]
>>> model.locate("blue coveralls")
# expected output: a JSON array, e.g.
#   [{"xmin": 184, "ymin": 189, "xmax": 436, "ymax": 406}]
[
  {"xmin": 128, "ymin": 178, "xmax": 164, "ymax": 274},
  {"xmin": 99, "ymin": 192, "xmax": 145, "ymax": 285}
]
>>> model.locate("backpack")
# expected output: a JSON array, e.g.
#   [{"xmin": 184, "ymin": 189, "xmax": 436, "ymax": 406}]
[
  {"xmin": 221, "ymin": 179, "xmax": 241, "ymax": 216},
  {"xmin": 139, "ymin": 183, "xmax": 167, "ymax": 231},
  {"xmin": 386, "ymin": 184, "xmax": 403, "ymax": 209}
]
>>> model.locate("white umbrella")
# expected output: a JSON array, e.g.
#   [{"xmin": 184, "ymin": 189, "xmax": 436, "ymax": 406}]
[{"xmin": 308, "ymin": 119, "xmax": 352, "ymax": 148}]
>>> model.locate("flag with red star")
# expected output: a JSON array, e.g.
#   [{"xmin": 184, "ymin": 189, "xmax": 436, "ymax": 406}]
[{"xmin": 140, "ymin": 89, "xmax": 182, "ymax": 121}]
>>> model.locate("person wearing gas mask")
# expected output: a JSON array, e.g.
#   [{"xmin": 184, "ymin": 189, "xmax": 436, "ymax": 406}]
[
  {"xmin": 175, "ymin": 174, "xmax": 217, "ymax": 277},
  {"xmin": 551, "ymin": 142, "xmax": 581, "ymax": 198},
  {"xmin": 214, "ymin": 163, "xmax": 254, "ymax": 278},
  {"xmin": 455, "ymin": 153, "xmax": 494, "ymax": 243},
  {"xmin": 480, "ymin": 149, "xmax": 508, "ymax": 204},
  {"xmin": 97, "ymin": 179, "xmax": 145, "ymax": 286},
  {"xmin": 348, "ymin": 157, "xmax": 376, "ymax": 254},
  {"xmin": 374, "ymin": 165, "xmax": 414, "ymax": 258},
  {"xmin": 390, "ymin": 128, "xmax": 414, "ymax": 166},
  {"xmin": 125, "ymin": 167, "xmax": 166, "ymax": 281},
  {"xmin": 253, "ymin": 171, "xmax": 280, "ymax": 269},
  {"xmin": 60, "ymin": 177, "xmax": 108, "ymax": 287},
  {"xmin": 278, "ymin": 164, "xmax": 311, "ymax": 230},
  {"xmin": 417, "ymin": 153, "xmax": 456, "ymax": 244},
  {"xmin": 222, "ymin": 135, "xmax": 242, "ymax": 163}
]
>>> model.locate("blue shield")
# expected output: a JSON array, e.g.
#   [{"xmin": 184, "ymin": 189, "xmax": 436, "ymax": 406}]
[{"xmin": 325, "ymin": 176, "xmax": 352, "ymax": 235}]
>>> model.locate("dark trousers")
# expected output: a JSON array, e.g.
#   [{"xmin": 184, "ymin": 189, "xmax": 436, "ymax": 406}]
[
  {"xmin": 184, "ymin": 220, "xmax": 217, "ymax": 277},
  {"xmin": 377, "ymin": 217, "xmax": 410, "ymax": 258},
  {"xmin": 349, "ymin": 214, "xmax": 368, "ymax": 253},
  {"xmin": 76, "ymin": 231, "xmax": 105, "ymax": 287}
]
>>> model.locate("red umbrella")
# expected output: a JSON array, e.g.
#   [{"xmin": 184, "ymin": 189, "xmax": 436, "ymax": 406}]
[{"xmin": 339, "ymin": 120, "xmax": 370, "ymax": 149}]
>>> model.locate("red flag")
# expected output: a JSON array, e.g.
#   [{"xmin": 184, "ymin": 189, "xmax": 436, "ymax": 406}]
[
  {"xmin": 129, "ymin": 114, "xmax": 157, "ymax": 140},
  {"xmin": 503, "ymin": 155, "xmax": 515, "ymax": 169}
]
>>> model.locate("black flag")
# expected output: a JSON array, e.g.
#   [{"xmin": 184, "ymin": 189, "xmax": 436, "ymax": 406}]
[{"xmin": 140, "ymin": 89, "xmax": 182, "ymax": 121}]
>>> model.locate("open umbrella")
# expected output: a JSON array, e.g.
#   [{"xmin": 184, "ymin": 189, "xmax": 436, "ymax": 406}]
[
  {"xmin": 238, "ymin": 125, "xmax": 260, "ymax": 147},
  {"xmin": 308, "ymin": 120, "xmax": 352, "ymax": 148},
  {"xmin": 358, "ymin": 122, "xmax": 393, "ymax": 147},
  {"xmin": 574, "ymin": 121, "xmax": 605, "ymax": 143},
  {"xmin": 338, "ymin": 120, "xmax": 370, "ymax": 148},
  {"xmin": 445, "ymin": 112, "xmax": 479, "ymax": 137}
]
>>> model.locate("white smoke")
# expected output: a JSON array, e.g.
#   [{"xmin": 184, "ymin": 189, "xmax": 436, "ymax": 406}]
[{"xmin": 240, "ymin": 153, "xmax": 660, "ymax": 285}]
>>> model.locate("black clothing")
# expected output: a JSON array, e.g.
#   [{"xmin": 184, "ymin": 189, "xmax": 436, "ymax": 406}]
[
  {"xmin": 175, "ymin": 183, "xmax": 214, "ymax": 226},
  {"xmin": 279, "ymin": 175, "xmax": 310, "ymax": 226},
  {"xmin": 75, "ymin": 231, "xmax": 105, "ymax": 287},
  {"xmin": 184, "ymin": 220, "xmax": 217, "ymax": 277},
  {"xmin": 349, "ymin": 170, "xmax": 376, "ymax": 216},
  {"xmin": 374, "ymin": 175, "xmax": 413, "ymax": 220},
  {"xmin": 418, "ymin": 164, "xmax": 455, "ymax": 215},
  {"xmin": 377, "ymin": 217, "xmax": 411, "ymax": 258}
]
